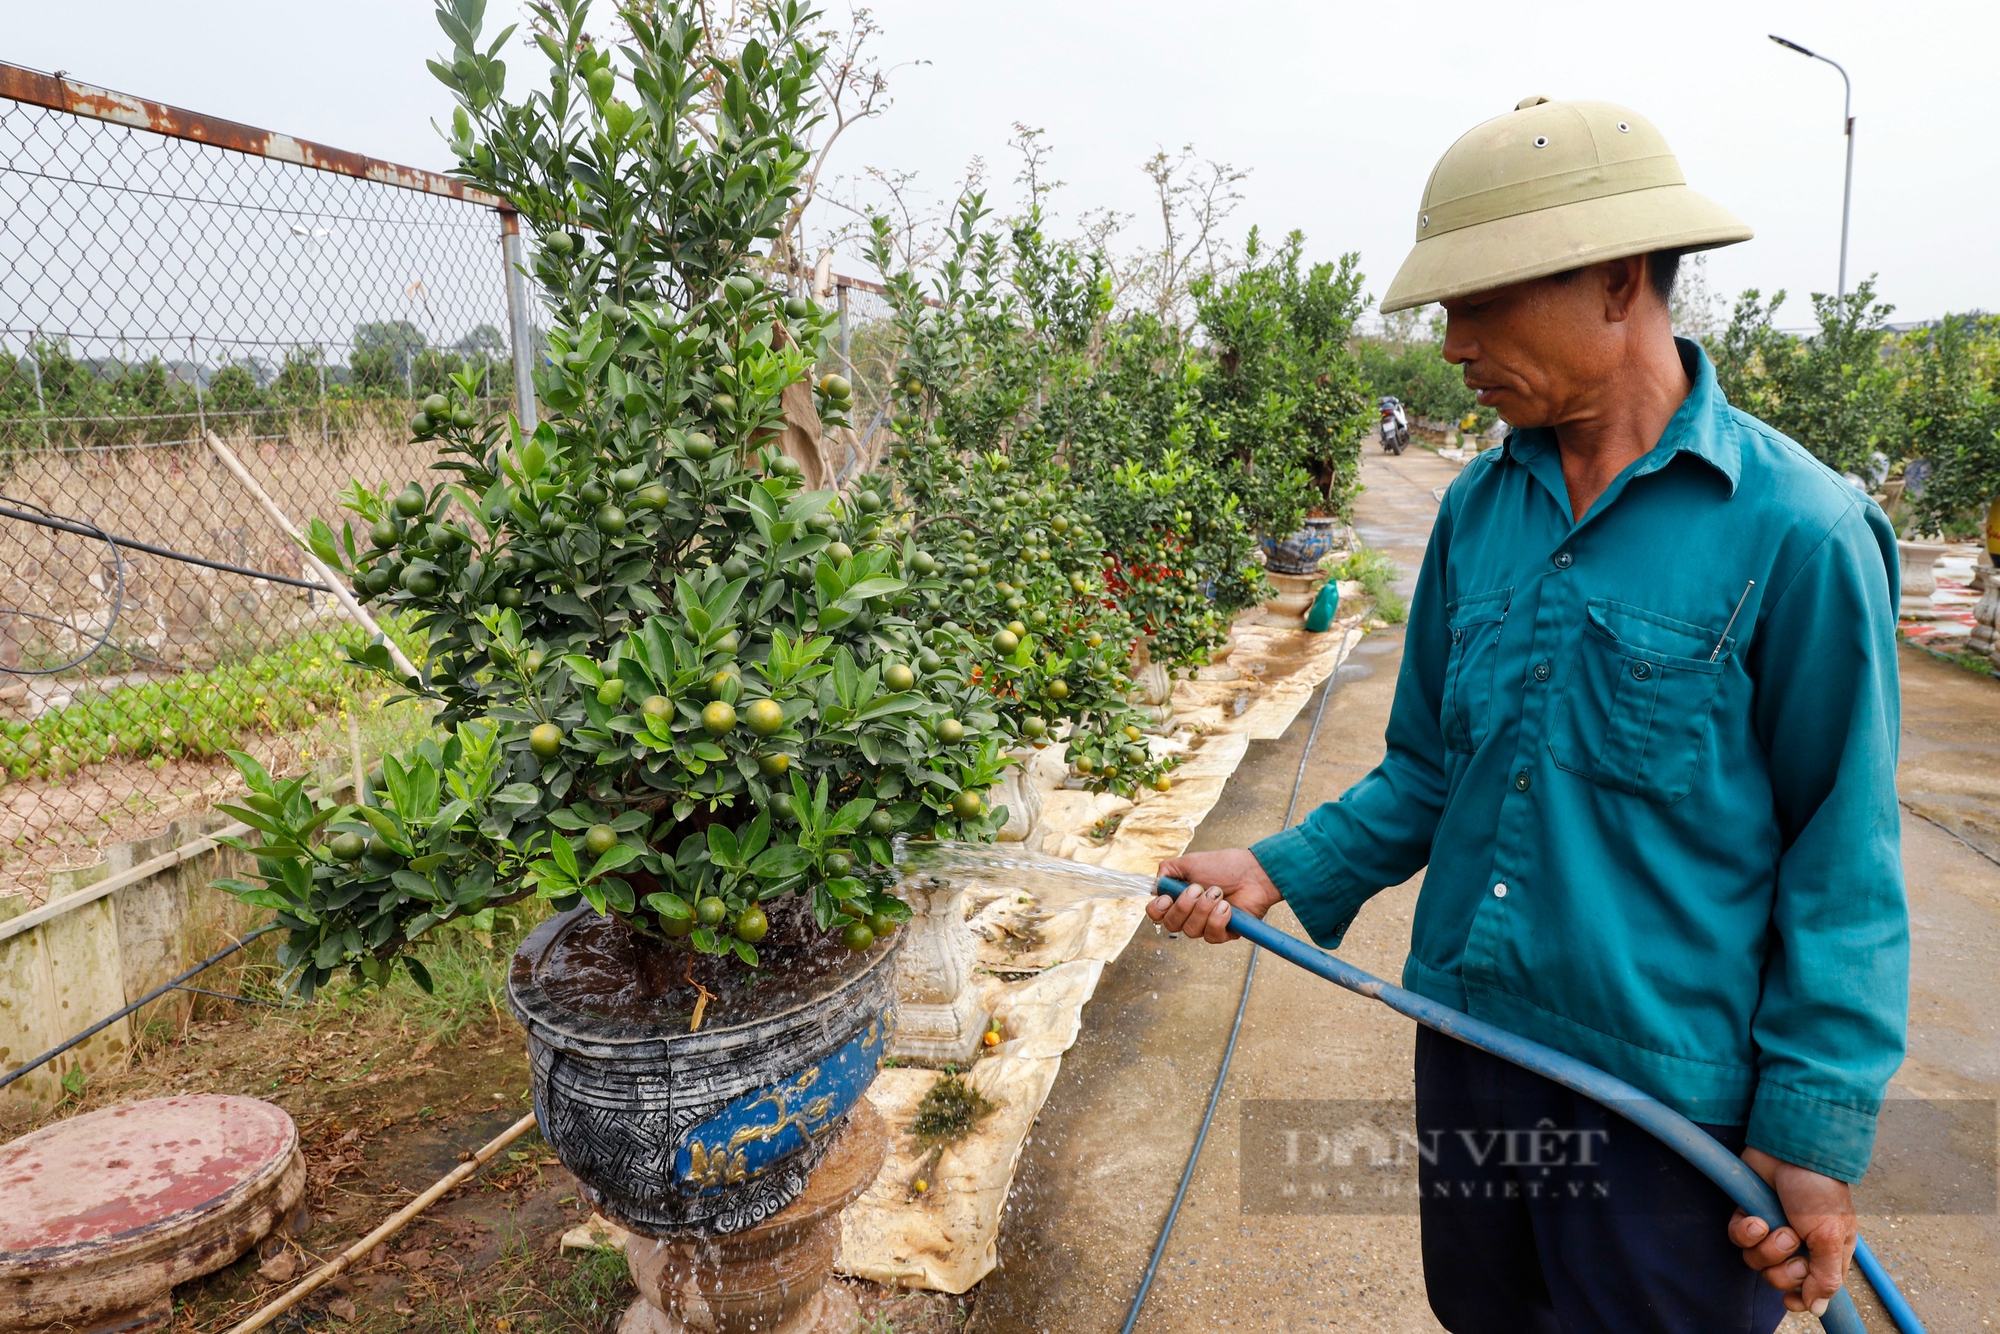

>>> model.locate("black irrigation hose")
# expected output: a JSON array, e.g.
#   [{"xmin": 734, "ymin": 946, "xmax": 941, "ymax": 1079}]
[
  {"xmin": 1120, "ymin": 667, "xmax": 1344, "ymax": 1334},
  {"xmin": 1, "ymin": 606, "xmax": 184, "ymax": 675},
  {"xmin": 0, "ymin": 499, "xmax": 333, "ymax": 593},
  {"xmin": 0, "ymin": 923, "xmax": 280, "ymax": 1090}
]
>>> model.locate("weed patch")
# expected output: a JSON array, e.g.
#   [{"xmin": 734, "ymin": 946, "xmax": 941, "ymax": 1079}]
[{"xmin": 1327, "ymin": 547, "xmax": 1408, "ymax": 624}]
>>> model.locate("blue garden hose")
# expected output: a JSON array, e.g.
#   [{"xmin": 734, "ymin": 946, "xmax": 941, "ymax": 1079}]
[{"xmin": 1154, "ymin": 876, "xmax": 1925, "ymax": 1334}]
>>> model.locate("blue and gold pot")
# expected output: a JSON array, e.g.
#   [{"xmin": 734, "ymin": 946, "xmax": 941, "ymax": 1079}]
[
  {"xmin": 508, "ymin": 908, "xmax": 897, "ymax": 1236},
  {"xmin": 1261, "ymin": 517, "xmax": 1345, "ymax": 576}
]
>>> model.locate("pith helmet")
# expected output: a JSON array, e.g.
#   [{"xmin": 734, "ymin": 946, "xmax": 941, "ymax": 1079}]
[{"xmin": 1379, "ymin": 97, "xmax": 1751, "ymax": 313}]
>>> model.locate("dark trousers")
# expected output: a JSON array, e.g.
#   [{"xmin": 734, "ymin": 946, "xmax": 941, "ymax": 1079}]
[{"xmin": 1414, "ymin": 1027, "xmax": 1787, "ymax": 1334}]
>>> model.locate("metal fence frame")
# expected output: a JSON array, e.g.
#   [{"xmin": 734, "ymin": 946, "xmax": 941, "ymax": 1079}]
[
  {"xmin": 0, "ymin": 63, "xmax": 546, "ymax": 901},
  {"xmin": 0, "ymin": 60, "xmax": 539, "ymax": 429}
]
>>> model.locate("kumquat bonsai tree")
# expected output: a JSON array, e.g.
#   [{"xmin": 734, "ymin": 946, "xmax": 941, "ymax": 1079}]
[{"xmin": 216, "ymin": 0, "xmax": 1008, "ymax": 999}]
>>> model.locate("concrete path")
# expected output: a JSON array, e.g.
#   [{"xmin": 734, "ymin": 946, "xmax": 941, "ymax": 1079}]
[{"xmin": 968, "ymin": 447, "xmax": 2000, "ymax": 1333}]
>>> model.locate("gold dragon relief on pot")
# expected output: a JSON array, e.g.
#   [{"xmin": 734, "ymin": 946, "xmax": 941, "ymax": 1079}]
[{"xmin": 679, "ymin": 1016, "xmax": 888, "ymax": 1192}]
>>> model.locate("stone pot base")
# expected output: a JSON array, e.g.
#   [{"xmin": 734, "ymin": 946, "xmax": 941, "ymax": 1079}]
[{"xmin": 617, "ymin": 1101, "xmax": 887, "ymax": 1334}]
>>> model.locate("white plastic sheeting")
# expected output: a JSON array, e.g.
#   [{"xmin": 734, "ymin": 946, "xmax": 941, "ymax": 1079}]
[{"xmin": 834, "ymin": 609, "xmax": 1366, "ymax": 1292}]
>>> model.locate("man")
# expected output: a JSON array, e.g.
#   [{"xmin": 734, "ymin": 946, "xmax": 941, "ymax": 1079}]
[{"xmin": 1152, "ymin": 97, "xmax": 1905, "ymax": 1331}]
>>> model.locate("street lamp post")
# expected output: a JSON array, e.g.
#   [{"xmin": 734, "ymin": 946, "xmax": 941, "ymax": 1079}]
[{"xmin": 1769, "ymin": 34, "xmax": 1855, "ymax": 298}]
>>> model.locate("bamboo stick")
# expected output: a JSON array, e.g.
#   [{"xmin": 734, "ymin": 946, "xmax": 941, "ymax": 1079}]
[
  {"xmin": 202, "ymin": 430, "xmax": 420, "ymax": 679},
  {"xmin": 218, "ymin": 1111, "xmax": 539, "ymax": 1334}
]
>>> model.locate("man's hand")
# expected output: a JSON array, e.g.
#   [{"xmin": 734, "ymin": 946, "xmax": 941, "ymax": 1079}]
[
  {"xmin": 1148, "ymin": 850, "xmax": 1284, "ymax": 944},
  {"xmin": 1726, "ymin": 1147, "xmax": 1856, "ymax": 1317}
]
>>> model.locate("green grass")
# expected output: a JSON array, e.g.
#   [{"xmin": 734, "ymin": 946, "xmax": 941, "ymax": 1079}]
[
  {"xmin": 1328, "ymin": 547, "xmax": 1409, "ymax": 624},
  {"xmin": 1898, "ymin": 629, "xmax": 1995, "ymax": 679},
  {"xmin": 233, "ymin": 900, "xmax": 547, "ymax": 1037}
]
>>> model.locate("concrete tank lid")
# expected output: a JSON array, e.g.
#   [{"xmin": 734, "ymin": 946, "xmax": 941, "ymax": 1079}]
[{"xmin": 0, "ymin": 1094, "xmax": 297, "ymax": 1253}]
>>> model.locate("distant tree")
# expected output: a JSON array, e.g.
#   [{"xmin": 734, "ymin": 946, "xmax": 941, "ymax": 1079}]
[
  {"xmin": 1189, "ymin": 229, "xmax": 1375, "ymax": 528},
  {"xmin": 1708, "ymin": 279, "xmax": 1898, "ymax": 478},
  {"xmin": 453, "ymin": 322, "xmax": 506, "ymax": 355},
  {"xmin": 205, "ymin": 364, "xmax": 264, "ymax": 414},
  {"xmin": 272, "ymin": 347, "xmax": 327, "ymax": 403},
  {"xmin": 351, "ymin": 320, "xmax": 427, "ymax": 387},
  {"xmin": 110, "ymin": 357, "xmax": 177, "ymax": 411},
  {"xmin": 1668, "ymin": 251, "xmax": 1725, "ymax": 343},
  {"xmin": 1351, "ymin": 335, "xmax": 1490, "ymax": 430},
  {"xmin": 1901, "ymin": 315, "xmax": 2000, "ymax": 536},
  {"xmin": 1708, "ymin": 288, "xmax": 1791, "ymax": 426},
  {"xmin": 348, "ymin": 347, "xmax": 403, "ymax": 395},
  {"xmin": 412, "ymin": 348, "xmax": 468, "ymax": 397}
]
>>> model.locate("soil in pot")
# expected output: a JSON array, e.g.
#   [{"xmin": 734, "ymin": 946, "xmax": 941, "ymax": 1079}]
[{"xmin": 539, "ymin": 897, "xmax": 883, "ymax": 1028}]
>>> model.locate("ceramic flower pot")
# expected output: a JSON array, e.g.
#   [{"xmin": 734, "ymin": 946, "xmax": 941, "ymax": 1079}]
[
  {"xmin": 1261, "ymin": 517, "xmax": 1344, "ymax": 575},
  {"xmin": 507, "ymin": 907, "xmax": 898, "ymax": 1236}
]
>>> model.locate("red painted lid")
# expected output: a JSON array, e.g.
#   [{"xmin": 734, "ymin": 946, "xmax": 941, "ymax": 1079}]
[{"xmin": 0, "ymin": 1095, "xmax": 297, "ymax": 1253}]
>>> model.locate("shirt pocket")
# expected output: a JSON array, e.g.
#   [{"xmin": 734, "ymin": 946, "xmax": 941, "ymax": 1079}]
[
  {"xmin": 1441, "ymin": 587, "xmax": 1513, "ymax": 754},
  {"xmin": 1547, "ymin": 599, "xmax": 1731, "ymax": 805}
]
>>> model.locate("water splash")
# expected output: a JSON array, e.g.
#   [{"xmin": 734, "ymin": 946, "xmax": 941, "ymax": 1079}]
[{"xmin": 892, "ymin": 838, "xmax": 1160, "ymax": 914}]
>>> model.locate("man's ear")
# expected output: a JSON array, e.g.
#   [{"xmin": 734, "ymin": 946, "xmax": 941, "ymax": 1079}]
[{"xmin": 1600, "ymin": 256, "xmax": 1649, "ymax": 324}]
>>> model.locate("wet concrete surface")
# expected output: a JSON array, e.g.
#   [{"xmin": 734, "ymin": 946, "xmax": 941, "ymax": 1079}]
[{"xmin": 970, "ymin": 447, "xmax": 2000, "ymax": 1332}]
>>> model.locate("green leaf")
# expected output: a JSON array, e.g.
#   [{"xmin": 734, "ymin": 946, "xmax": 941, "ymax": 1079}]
[
  {"xmin": 550, "ymin": 831, "xmax": 580, "ymax": 879},
  {"xmin": 562, "ymin": 655, "xmax": 606, "ymax": 688},
  {"xmin": 359, "ymin": 806, "xmax": 405, "ymax": 844},
  {"xmin": 707, "ymin": 822, "xmax": 741, "ymax": 867},
  {"xmin": 855, "ymin": 694, "xmax": 922, "ymax": 722},
  {"xmin": 645, "ymin": 890, "xmax": 692, "ymax": 920},
  {"xmin": 838, "ymin": 575, "xmax": 906, "ymax": 605},
  {"xmin": 213, "ymin": 803, "xmax": 285, "ymax": 839},
  {"xmin": 829, "ymin": 797, "xmax": 875, "ymax": 834},
  {"xmin": 748, "ymin": 844, "xmax": 808, "ymax": 877},
  {"xmin": 587, "ymin": 842, "xmax": 642, "ymax": 880},
  {"xmin": 780, "ymin": 491, "xmax": 834, "ymax": 523}
]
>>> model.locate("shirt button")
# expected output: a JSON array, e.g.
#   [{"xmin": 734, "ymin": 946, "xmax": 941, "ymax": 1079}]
[
  {"xmin": 1452, "ymin": 628, "xmax": 1463, "ymax": 645},
  {"xmin": 1632, "ymin": 661, "xmax": 1651, "ymax": 680},
  {"xmin": 1553, "ymin": 551, "xmax": 1574, "ymax": 569},
  {"xmin": 1493, "ymin": 883, "xmax": 1509, "ymax": 898},
  {"xmin": 1533, "ymin": 661, "xmax": 1551, "ymax": 682},
  {"xmin": 1513, "ymin": 770, "xmax": 1531, "ymax": 792}
]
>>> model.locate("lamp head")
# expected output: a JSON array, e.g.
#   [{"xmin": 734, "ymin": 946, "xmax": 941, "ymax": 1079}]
[{"xmin": 1768, "ymin": 34, "xmax": 1817, "ymax": 58}]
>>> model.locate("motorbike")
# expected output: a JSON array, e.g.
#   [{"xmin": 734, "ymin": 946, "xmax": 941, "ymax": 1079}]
[{"xmin": 1379, "ymin": 397, "xmax": 1410, "ymax": 454}]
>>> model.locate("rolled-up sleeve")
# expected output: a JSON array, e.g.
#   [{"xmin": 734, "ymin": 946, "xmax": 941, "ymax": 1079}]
[
  {"xmin": 1744, "ymin": 501, "xmax": 1907, "ymax": 1183},
  {"xmin": 1251, "ymin": 500, "xmax": 1455, "ymax": 948}
]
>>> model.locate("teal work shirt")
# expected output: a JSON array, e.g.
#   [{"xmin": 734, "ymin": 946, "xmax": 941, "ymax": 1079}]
[{"xmin": 1252, "ymin": 341, "xmax": 1907, "ymax": 1183}]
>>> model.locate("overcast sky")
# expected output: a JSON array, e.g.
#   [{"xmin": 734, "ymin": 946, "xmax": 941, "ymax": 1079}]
[{"xmin": 9, "ymin": 0, "xmax": 1996, "ymax": 329}]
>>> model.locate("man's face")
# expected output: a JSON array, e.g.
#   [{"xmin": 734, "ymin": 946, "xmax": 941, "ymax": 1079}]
[{"xmin": 1437, "ymin": 266, "xmax": 1630, "ymax": 430}]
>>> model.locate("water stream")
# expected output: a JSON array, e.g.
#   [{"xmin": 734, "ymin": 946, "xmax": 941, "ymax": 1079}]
[{"xmin": 893, "ymin": 838, "xmax": 1163, "ymax": 914}]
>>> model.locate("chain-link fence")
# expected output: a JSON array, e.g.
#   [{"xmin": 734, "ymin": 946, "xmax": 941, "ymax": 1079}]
[
  {"xmin": 830, "ymin": 278, "xmax": 898, "ymax": 483},
  {"xmin": 0, "ymin": 65, "xmax": 531, "ymax": 901}
]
